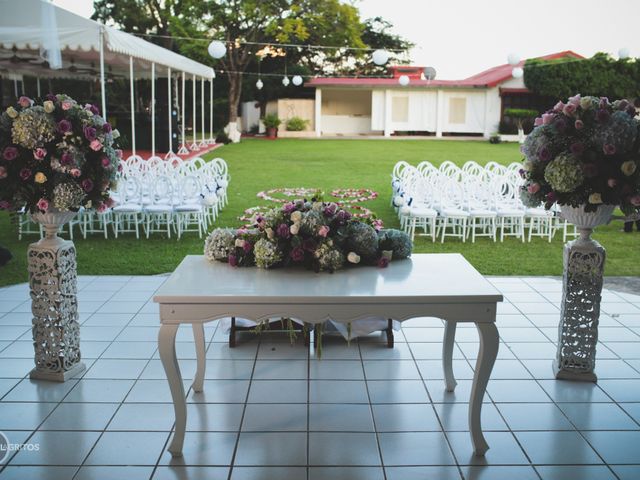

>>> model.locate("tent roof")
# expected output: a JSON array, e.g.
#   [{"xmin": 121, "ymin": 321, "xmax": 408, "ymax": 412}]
[{"xmin": 0, "ymin": 0, "xmax": 214, "ymax": 79}]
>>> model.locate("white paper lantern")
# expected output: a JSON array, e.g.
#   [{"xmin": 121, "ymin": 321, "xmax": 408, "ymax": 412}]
[
  {"xmin": 372, "ymin": 49, "xmax": 389, "ymax": 66},
  {"xmin": 207, "ymin": 40, "xmax": 226, "ymax": 59},
  {"xmin": 292, "ymin": 75, "xmax": 303, "ymax": 86},
  {"xmin": 424, "ymin": 67, "xmax": 437, "ymax": 81},
  {"xmin": 619, "ymin": 47, "xmax": 630, "ymax": 59},
  {"xmin": 282, "ymin": 76, "xmax": 290, "ymax": 86},
  {"xmin": 511, "ymin": 67, "xmax": 524, "ymax": 79},
  {"xmin": 256, "ymin": 79, "xmax": 263, "ymax": 90},
  {"xmin": 507, "ymin": 53, "xmax": 520, "ymax": 66},
  {"xmin": 398, "ymin": 75, "xmax": 410, "ymax": 86}
]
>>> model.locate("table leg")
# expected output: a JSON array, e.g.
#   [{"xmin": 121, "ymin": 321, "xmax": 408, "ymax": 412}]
[
  {"xmin": 469, "ymin": 322, "xmax": 499, "ymax": 456},
  {"xmin": 442, "ymin": 321, "xmax": 457, "ymax": 392},
  {"xmin": 386, "ymin": 319, "xmax": 394, "ymax": 348},
  {"xmin": 192, "ymin": 323, "xmax": 206, "ymax": 393},
  {"xmin": 158, "ymin": 324, "xmax": 186, "ymax": 457},
  {"xmin": 229, "ymin": 317, "xmax": 236, "ymax": 348}
]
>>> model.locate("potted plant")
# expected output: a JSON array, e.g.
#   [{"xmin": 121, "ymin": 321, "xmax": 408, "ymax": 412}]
[
  {"xmin": 262, "ymin": 114, "xmax": 281, "ymax": 139},
  {"xmin": 504, "ymin": 108, "xmax": 538, "ymax": 143},
  {"xmin": 285, "ymin": 116, "xmax": 309, "ymax": 131}
]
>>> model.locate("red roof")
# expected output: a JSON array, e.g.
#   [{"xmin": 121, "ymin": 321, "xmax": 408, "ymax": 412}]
[{"xmin": 307, "ymin": 50, "xmax": 584, "ymax": 89}]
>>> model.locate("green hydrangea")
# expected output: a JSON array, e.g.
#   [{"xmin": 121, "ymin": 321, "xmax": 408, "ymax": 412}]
[
  {"xmin": 314, "ymin": 241, "xmax": 345, "ymax": 272},
  {"xmin": 253, "ymin": 238, "xmax": 283, "ymax": 269},
  {"xmin": 544, "ymin": 154, "xmax": 585, "ymax": 193},
  {"xmin": 345, "ymin": 222, "xmax": 379, "ymax": 259},
  {"xmin": 377, "ymin": 229, "xmax": 412, "ymax": 259},
  {"xmin": 11, "ymin": 106, "xmax": 56, "ymax": 149}
]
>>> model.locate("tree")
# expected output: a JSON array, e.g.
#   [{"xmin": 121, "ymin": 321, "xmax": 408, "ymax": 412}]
[{"xmin": 504, "ymin": 108, "xmax": 538, "ymax": 143}]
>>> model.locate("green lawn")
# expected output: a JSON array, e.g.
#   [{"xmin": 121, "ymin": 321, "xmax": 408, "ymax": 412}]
[{"xmin": 1, "ymin": 138, "xmax": 638, "ymax": 287}]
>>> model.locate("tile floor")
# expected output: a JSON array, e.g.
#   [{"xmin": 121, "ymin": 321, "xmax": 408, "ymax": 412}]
[{"xmin": 0, "ymin": 275, "xmax": 639, "ymax": 480}]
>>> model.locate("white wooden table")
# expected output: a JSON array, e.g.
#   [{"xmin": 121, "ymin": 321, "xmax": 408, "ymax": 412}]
[{"xmin": 155, "ymin": 253, "xmax": 502, "ymax": 457}]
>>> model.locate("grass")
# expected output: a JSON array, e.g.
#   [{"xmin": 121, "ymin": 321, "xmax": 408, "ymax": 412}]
[{"xmin": 1, "ymin": 138, "xmax": 638, "ymax": 287}]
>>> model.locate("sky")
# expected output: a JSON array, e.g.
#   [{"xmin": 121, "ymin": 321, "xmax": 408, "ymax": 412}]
[{"xmin": 53, "ymin": 0, "xmax": 639, "ymax": 80}]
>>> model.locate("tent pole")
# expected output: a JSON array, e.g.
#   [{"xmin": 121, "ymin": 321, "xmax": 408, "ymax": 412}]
[
  {"xmin": 151, "ymin": 62, "xmax": 156, "ymax": 157},
  {"xmin": 36, "ymin": 77, "xmax": 41, "ymax": 98},
  {"xmin": 177, "ymin": 72, "xmax": 188, "ymax": 155},
  {"xmin": 129, "ymin": 56, "xmax": 136, "ymax": 157},
  {"xmin": 189, "ymin": 74, "xmax": 198, "ymax": 150},
  {"xmin": 99, "ymin": 27, "xmax": 107, "ymax": 118},
  {"xmin": 165, "ymin": 67, "xmax": 175, "ymax": 159},
  {"xmin": 208, "ymin": 78, "xmax": 214, "ymax": 144},
  {"xmin": 199, "ymin": 77, "xmax": 207, "ymax": 148}
]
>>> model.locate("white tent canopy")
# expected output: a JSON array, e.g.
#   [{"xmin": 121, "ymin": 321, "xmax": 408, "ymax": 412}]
[{"xmin": 0, "ymin": 0, "xmax": 214, "ymax": 79}]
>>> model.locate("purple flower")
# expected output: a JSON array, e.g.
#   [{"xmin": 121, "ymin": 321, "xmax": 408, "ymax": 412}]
[
  {"xmin": 603, "ymin": 144, "xmax": 616, "ymax": 155},
  {"xmin": 242, "ymin": 241, "xmax": 253, "ymax": 254},
  {"xmin": 282, "ymin": 202, "xmax": 296, "ymax": 214},
  {"xmin": 290, "ymin": 247, "xmax": 304, "ymax": 262},
  {"xmin": 537, "ymin": 146, "xmax": 552, "ymax": 162},
  {"xmin": 45, "ymin": 93, "xmax": 57, "ymax": 102},
  {"xmin": 302, "ymin": 238, "xmax": 316, "ymax": 252},
  {"xmin": 276, "ymin": 223, "xmax": 290, "ymax": 239},
  {"xmin": 599, "ymin": 97, "xmax": 610, "ymax": 109},
  {"xmin": 323, "ymin": 203, "xmax": 338, "ymax": 216},
  {"xmin": 582, "ymin": 163, "xmax": 598, "ymax": 177},
  {"xmin": 3, "ymin": 146, "xmax": 18, "ymax": 161},
  {"xmin": 101, "ymin": 156, "xmax": 111, "ymax": 167},
  {"xmin": 596, "ymin": 109, "xmax": 610, "ymax": 123},
  {"xmin": 377, "ymin": 257, "xmax": 390, "ymax": 268},
  {"xmin": 19, "ymin": 168, "xmax": 31, "ymax": 181},
  {"xmin": 60, "ymin": 152, "xmax": 73, "ymax": 166},
  {"xmin": 570, "ymin": 142, "xmax": 585, "ymax": 156},
  {"xmin": 81, "ymin": 178, "xmax": 94, "ymax": 192},
  {"xmin": 518, "ymin": 168, "xmax": 526, "ymax": 178},
  {"xmin": 575, "ymin": 119, "xmax": 584, "ymax": 130},
  {"xmin": 85, "ymin": 104, "xmax": 100, "ymax": 115},
  {"xmin": 228, "ymin": 254, "xmax": 238, "ymax": 267},
  {"xmin": 57, "ymin": 119, "xmax": 72, "ymax": 134},
  {"xmin": 83, "ymin": 126, "xmax": 97, "ymax": 141},
  {"xmin": 102, "ymin": 122, "xmax": 112, "ymax": 133},
  {"xmin": 546, "ymin": 191, "xmax": 557, "ymax": 202},
  {"xmin": 554, "ymin": 118, "xmax": 567, "ymax": 133}
]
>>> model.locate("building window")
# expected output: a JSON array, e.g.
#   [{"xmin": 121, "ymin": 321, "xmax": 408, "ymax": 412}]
[
  {"xmin": 449, "ymin": 98, "xmax": 466, "ymax": 124},
  {"xmin": 392, "ymin": 96, "xmax": 409, "ymax": 123}
]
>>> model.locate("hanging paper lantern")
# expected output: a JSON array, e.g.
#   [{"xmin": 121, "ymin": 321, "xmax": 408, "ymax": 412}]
[
  {"xmin": 292, "ymin": 75, "xmax": 303, "ymax": 86},
  {"xmin": 511, "ymin": 67, "xmax": 524, "ymax": 79},
  {"xmin": 507, "ymin": 53, "xmax": 520, "ymax": 66},
  {"xmin": 619, "ymin": 47, "xmax": 630, "ymax": 59},
  {"xmin": 398, "ymin": 75, "xmax": 410, "ymax": 86},
  {"xmin": 256, "ymin": 79, "xmax": 264, "ymax": 90},
  {"xmin": 424, "ymin": 67, "xmax": 437, "ymax": 81},
  {"xmin": 282, "ymin": 76, "xmax": 290, "ymax": 86},
  {"xmin": 208, "ymin": 40, "xmax": 227, "ymax": 59},
  {"xmin": 372, "ymin": 49, "xmax": 389, "ymax": 66}
]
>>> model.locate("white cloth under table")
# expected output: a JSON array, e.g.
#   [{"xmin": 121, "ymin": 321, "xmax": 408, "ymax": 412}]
[{"xmin": 154, "ymin": 253, "xmax": 502, "ymax": 457}]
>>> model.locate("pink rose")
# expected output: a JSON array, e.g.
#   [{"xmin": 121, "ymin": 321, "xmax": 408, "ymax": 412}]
[
  {"xmin": 3, "ymin": 146, "xmax": 18, "ymax": 161},
  {"xmin": 61, "ymin": 101, "xmax": 73, "ymax": 110},
  {"xmin": 33, "ymin": 148, "xmax": 47, "ymax": 160},
  {"xmin": 90, "ymin": 139, "xmax": 103, "ymax": 151},
  {"xmin": 603, "ymin": 144, "xmax": 616, "ymax": 155},
  {"xmin": 101, "ymin": 157, "xmax": 111, "ymax": 167},
  {"xmin": 18, "ymin": 96, "xmax": 32, "ymax": 108},
  {"xmin": 36, "ymin": 198, "xmax": 49, "ymax": 212},
  {"xmin": 630, "ymin": 195, "xmax": 640, "ymax": 207},
  {"xmin": 19, "ymin": 168, "xmax": 31, "ymax": 181},
  {"xmin": 0, "ymin": 166, "xmax": 7, "ymax": 179},
  {"xmin": 70, "ymin": 168, "xmax": 81, "ymax": 178},
  {"xmin": 575, "ymin": 119, "xmax": 584, "ymax": 130},
  {"xmin": 97, "ymin": 202, "xmax": 107, "ymax": 213},
  {"xmin": 553, "ymin": 101, "xmax": 565, "ymax": 113},
  {"xmin": 542, "ymin": 113, "xmax": 555, "ymax": 125},
  {"xmin": 81, "ymin": 179, "xmax": 94, "ymax": 192},
  {"xmin": 607, "ymin": 178, "xmax": 617, "ymax": 188},
  {"xmin": 568, "ymin": 94, "xmax": 581, "ymax": 106},
  {"xmin": 527, "ymin": 183, "xmax": 541, "ymax": 194},
  {"xmin": 534, "ymin": 117, "xmax": 543, "ymax": 127},
  {"xmin": 318, "ymin": 225, "xmax": 330, "ymax": 237},
  {"xmin": 562, "ymin": 103, "xmax": 576, "ymax": 116}
]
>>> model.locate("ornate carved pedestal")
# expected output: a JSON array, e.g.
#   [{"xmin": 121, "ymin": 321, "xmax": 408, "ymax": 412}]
[
  {"xmin": 28, "ymin": 211, "xmax": 85, "ymax": 381},
  {"xmin": 553, "ymin": 204, "xmax": 613, "ymax": 382}
]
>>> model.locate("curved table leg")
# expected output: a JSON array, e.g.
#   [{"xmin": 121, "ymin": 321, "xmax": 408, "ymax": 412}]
[
  {"xmin": 192, "ymin": 323, "xmax": 206, "ymax": 393},
  {"xmin": 158, "ymin": 324, "xmax": 186, "ymax": 457},
  {"xmin": 442, "ymin": 321, "xmax": 457, "ymax": 392},
  {"xmin": 469, "ymin": 322, "xmax": 499, "ymax": 456}
]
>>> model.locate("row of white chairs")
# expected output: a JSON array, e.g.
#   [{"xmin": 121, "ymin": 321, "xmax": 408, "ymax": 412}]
[
  {"xmin": 391, "ymin": 160, "xmax": 576, "ymax": 243},
  {"xmin": 18, "ymin": 156, "xmax": 230, "ymax": 240}
]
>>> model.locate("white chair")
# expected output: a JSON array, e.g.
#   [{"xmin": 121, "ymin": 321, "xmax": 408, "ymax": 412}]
[
  {"xmin": 174, "ymin": 175, "xmax": 206, "ymax": 239},
  {"xmin": 112, "ymin": 177, "xmax": 143, "ymax": 239},
  {"xmin": 143, "ymin": 175, "xmax": 174, "ymax": 238},
  {"xmin": 438, "ymin": 178, "xmax": 470, "ymax": 243},
  {"xmin": 491, "ymin": 177, "xmax": 525, "ymax": 242},
  {"xmin": 401, "ymin": 169, "xmax": 438, "ymax": 242},
  {"xmin": 463, "ymin": 176, "xmax": 497, "ymax": 243}
]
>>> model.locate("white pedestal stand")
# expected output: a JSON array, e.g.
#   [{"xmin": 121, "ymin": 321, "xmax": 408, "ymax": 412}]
[
  {"xmin": 553, "ymin": 204, "xmax": 614, "ymax": 382},
  {"xmin": 28, "ymin": 211, "xmax": 85, "ymax": 381}
]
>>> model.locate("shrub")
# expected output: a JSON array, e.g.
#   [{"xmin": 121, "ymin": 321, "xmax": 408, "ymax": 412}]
[
  {"xmin": 262, "ymin": 114, "xmax": 281, "ymax": 129},
  {"xmin": 215, "ymin": 130, "xmax": 231, "ymax": 144},
  {"xmin": 285, "ymin": 116, "xmax": 309, "ymax": 131}
]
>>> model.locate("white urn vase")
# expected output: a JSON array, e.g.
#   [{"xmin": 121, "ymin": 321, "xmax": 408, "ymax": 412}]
[
  {"xmin": 28, "ymin": 208, "xmax": 85, "ymax": 381},
  {"xmin": 554, "ymin": 203, "xmax": 615, "ymax": 382}
]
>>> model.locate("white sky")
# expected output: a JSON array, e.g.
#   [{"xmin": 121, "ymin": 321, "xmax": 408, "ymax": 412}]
[{"xmin": 53, "ymin": 0, "xmax": 639, "ymax": 79}]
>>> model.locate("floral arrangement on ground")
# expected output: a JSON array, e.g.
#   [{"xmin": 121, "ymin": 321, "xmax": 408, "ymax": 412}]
[
  {"xmin": 0, "ymin": 94, "xmax": 121, "ymax": 213},
  {"xmin": 520, "ymin": 95, "xmax": 640, "ymax": 215},
  {"xmin": 206, "ymin": 198, "xmax": 411, "ymax": 273}
]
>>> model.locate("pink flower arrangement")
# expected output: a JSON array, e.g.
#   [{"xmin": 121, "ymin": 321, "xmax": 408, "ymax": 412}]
[{"xmin": 36, "ymin": 198, "xmax": 49, "ymax": 212}]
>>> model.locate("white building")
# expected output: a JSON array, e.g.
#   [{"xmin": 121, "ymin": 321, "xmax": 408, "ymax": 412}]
[{"xmin": 306, "ymin": 51, "xmax": 582, "ymax": 138}]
